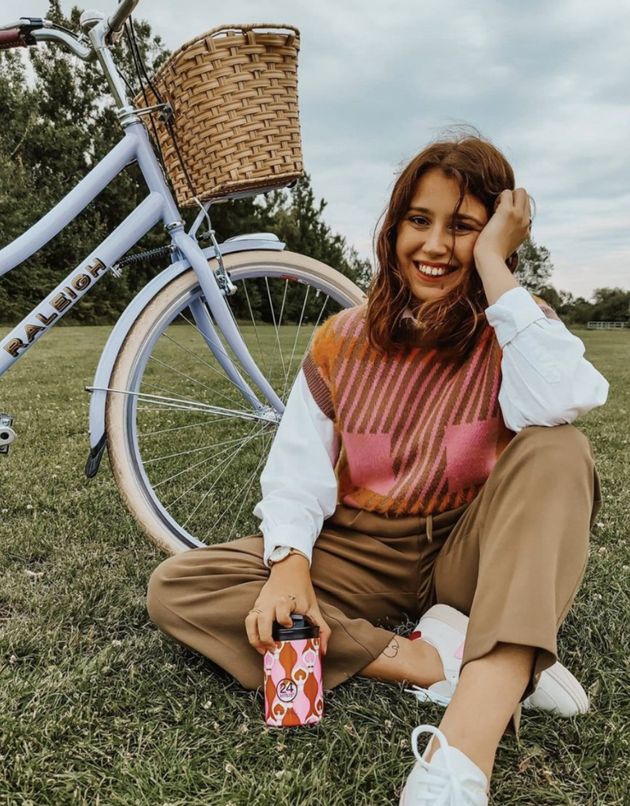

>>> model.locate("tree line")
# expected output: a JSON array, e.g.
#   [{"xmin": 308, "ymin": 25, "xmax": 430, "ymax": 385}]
[
  {"xmin": 533, "ymin": 286, "xmax": 630, "ymax": 326},
  {"xmin": 0, "ymin": 2, "xmax": 626, "ymax": 328}
]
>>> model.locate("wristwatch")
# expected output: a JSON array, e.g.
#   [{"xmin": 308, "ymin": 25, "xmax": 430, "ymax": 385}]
[{"xmin": 268, "ymin": 545, "xmax": 307, "ymax": 566}]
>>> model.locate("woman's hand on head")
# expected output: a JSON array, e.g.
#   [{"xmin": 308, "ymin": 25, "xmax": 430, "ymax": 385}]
[
  {"xmin": 473, "ymin": 187, "xmax": 532, "ymax": 265},
  {"xmin": 244, "ymin": 553, "xmax": 331, "ymax": 656}
]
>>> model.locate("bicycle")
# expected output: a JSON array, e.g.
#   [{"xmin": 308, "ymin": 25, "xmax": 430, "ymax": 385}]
[{"xmin": 0, "ymin": 0, "xmax": 364, "ymax": 553}]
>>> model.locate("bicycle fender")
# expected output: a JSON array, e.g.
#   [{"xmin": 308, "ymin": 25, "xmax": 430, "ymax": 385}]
[{"xmin": 85, "ymin": 236, "xmax": 285, "ymax": 477}]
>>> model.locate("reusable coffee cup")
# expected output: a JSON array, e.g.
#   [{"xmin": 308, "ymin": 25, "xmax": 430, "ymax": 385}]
[{"xmin": 263, "ymin": 614, "xmax": 324, "ymax": 727}]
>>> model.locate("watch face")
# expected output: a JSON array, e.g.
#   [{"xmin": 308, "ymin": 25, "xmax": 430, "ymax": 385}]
[{"xmin": 270, "ymin": 546, "xmax": 290, "ymax": 563}]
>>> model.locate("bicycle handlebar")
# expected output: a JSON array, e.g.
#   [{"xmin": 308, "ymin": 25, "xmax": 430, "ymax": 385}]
[
  {"xmin": 0, "ymin": 17, "xmax": 48, "ymax": 49},
  {"xmin": 107, "ymin": 0, "xmax": 141, "ymax": 43},
  {"xmin": 1, "ymin": 3, "xmax": 145, "ymax": 118},
  {"xmin": 0, "ymin": 28, "xmax": 29, "ymax": 49}
]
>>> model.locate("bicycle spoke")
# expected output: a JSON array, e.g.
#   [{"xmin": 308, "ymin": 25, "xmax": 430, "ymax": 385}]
[
  {"xmin": 223, "ymin": 431, "xmax": 273, "ymax": 541},
  {"xmin": 148, "ymin": 354, "xmax": 246, "ymax": 413},
  {"xmin": 265, "ymin": 276, "xmax": 287, "ymax": 381},
  {"xmin": 142, "ymin": 430, "xmax": 270, "ymax": 464},
  {"xmin": 294, "ymin": 292, "xmax": 331, "ymax": 371},
  {"xmin": 277, "ymin": 276, "xmax": 289, "ymax": 328},
  {"xmin": 137, "ymin": 405, "xmax": 222, "ymax": 415},
  {"xmin": 169, "ymin": 426, "xmax": 267, "ymax": 518},
  {"xmin": 154, "ymin": 428, "xmax": 267, "ymax": 490},
  {"xmin": 143, "ymin": 442, "xmax": 229, "ymax": 465},
  {"xmin": 281, "ymin": 284, "xmax": 310, "ymax": 399},
  {"xmin": 242, "ymin": 280, "xmax": 270, "ymax": 378},
  {"xmin": 103, "ymin": 387, "xmax": 268, "ymax": 421},
  {"xmin": 135, "ymin": 372, "xmax": 230, "ymax": 414},
  {"xmin": 138, "ymin": 376, "xmax": 258, "ymax": 420},
  {"xmin": 138, "ymin": 419, "xmax": 229, "ymax": 438},
  {"xmin": 178, "ymin": 427, "xmax": 268, "ymax": 526},
  {"xmin": 160, "ymin": 320, "xmax": 244, "ymax": 407}
]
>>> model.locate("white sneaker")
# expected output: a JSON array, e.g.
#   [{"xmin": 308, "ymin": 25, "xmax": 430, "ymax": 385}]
[
  {"xmin": 407, "ymin": 605, "xmax": 467, "ymax": 707},
  {"xmin": 522, "ymin": 661, "xmax": 589, "ymax": 714},
  {"xmin": 400, "ymin": 724, "xmax": 488, "ymax": 805},
  {"xmin": 406, "ymin": 604, "xmax": 589, "ymax": 717}
]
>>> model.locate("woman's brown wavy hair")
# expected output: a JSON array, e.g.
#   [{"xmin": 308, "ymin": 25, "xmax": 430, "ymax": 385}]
[{"xmin": 366, "ymin": 127, "xmax": 530, "ymax": 362}]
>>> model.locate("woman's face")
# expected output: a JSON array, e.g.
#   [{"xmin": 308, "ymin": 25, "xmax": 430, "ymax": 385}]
[{"xmin": 395, "ymin": 167, "xmax": 489, "ymax": 304}]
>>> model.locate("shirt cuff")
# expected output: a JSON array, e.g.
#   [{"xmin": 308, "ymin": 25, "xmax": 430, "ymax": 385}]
[{"xmin": 484, "ymin": 286, "xmax": 547, "ymax": 348}]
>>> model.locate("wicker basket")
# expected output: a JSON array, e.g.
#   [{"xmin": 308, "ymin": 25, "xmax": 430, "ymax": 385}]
[{"xmin": 134, "ymin": 23, "xmax": 304, "ymax": 206}]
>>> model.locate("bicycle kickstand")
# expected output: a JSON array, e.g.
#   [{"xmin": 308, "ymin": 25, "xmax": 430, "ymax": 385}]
[{"xmin": 0, "ymin": 413, "xmax": 16, "ymax": 456}]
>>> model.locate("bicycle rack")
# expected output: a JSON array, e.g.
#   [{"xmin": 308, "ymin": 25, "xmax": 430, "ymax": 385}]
[{"xmin": 0, "ymin": 413, "xmax": 16, "ymax": 455}]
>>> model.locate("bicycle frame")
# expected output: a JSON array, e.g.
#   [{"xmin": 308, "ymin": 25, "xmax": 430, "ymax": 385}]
[{"xmin": 0, "ymin": 118, "xmax": 288, "ymax": 435}]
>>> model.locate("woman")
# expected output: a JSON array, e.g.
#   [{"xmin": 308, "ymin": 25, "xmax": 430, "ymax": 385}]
[{"xmin": 147, "ymin": 131, "xmax": 607, "ymax": 804}]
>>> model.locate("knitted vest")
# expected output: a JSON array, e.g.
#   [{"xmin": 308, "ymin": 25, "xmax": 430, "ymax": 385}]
[{"xmin": 302, "ymin": 305, "xmax": 515, "ymax": 517}]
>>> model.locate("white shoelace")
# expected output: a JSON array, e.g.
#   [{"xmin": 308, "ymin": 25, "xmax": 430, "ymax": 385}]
[
  {"xmin": 408, "ymin": 725, "xmax": 483, "ymax": 805},
  {"xmin": 404, "ymin": 676, "xmax": 457, "ymax": 707}
]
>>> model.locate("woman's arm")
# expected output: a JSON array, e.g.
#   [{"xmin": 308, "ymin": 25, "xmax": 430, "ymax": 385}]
[
  {"xmin": 484, "ymin": 285, "xmax": 609, "ymax": 431},
  {"xmin": 473, "ymin": 230, "xmax": 609, "ymax": 431},
  {"xmin": 252, "ymin": 369, "xmax": 339, "ymax": 567},
  {"xmin": 247, "ymin": 368, "xmax": 337, "ymax": 654}
]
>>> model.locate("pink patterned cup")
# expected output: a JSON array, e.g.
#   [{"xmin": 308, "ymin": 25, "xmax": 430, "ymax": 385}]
[{"xmin": 263, "ymin": 615, "xmax": 324, "ymax": 727}]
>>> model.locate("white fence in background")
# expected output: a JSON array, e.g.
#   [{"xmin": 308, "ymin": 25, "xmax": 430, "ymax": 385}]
[{"xmin": 586, "ymin": 321, "xmax": 627, "ymax": 329}]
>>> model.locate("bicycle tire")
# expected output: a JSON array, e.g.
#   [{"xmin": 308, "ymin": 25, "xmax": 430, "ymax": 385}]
[{"xmin": 106, "ymin": 250, "xmax": 366, "ymax": 554}]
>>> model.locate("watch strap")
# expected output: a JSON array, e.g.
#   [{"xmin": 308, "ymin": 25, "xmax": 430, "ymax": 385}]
[{"xmin": 268, "ymin": 545, "xmax": 308, "ymax": 566}]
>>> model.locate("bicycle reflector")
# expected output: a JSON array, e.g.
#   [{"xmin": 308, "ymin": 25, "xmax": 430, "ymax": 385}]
[{"xmin": 0, "ymin": 413, "xmax": 16, "ymax": 455}]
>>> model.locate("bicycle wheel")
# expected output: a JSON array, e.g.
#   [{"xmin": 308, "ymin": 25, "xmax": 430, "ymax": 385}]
[{"xmin": 106, "ymin": 250, "xmax": 365, "ymax": 553}]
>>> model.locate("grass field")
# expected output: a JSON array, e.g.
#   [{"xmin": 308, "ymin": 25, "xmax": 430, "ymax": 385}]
[{"xmin": 0, "ymin": 325, "xmax": 628, "ymax": 805}]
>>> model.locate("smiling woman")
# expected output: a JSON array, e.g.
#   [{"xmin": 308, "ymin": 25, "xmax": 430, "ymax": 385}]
[
  {"xmin": 366, "ymin": 133, "xmax": 532, "ymax": 360},
  {"xmin": 395, "ymin": 168, "xmax": 488, "ymax": 304},
  {"xmin": 146, "ymin": 128, "xmax": 608, "ymax": 806}
]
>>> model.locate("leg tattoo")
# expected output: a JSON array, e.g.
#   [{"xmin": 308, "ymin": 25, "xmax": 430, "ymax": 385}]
[{"xmin": 382, "ymin": 637, "xmax": 400, "ymax": 658}]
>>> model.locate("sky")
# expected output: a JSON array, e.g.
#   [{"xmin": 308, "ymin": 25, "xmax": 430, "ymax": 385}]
[{"xmin": 4, "ymin": 0, "xmax": 629, "ymax": 299}]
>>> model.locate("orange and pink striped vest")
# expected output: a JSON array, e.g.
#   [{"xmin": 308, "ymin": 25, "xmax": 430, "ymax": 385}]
[{"xmin": 302, "ymin": 305, "xmax": 515, "ymax": 517}]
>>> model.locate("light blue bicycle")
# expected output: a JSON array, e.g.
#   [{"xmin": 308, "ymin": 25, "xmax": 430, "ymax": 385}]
[{"xmin": 0, "ymin": 0, "xmax": 364, "ymax": 552}]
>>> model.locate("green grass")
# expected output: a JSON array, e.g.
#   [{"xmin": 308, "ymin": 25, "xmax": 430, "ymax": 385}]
[{"xmin": 0, "ymin": 325, "xmax": 628, "ymax": 805}]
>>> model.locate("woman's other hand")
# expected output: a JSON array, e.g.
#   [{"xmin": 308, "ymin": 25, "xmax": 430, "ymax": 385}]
[
  {"xmin": 245, "ymin": 553, "xmax": 331, "ymax": 656},
  {"xmin": 473, "ymin": 187, "xmax": 532, "ymax": 264}
]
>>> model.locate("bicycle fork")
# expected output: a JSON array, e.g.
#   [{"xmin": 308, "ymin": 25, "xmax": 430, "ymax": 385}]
[{"xmin": 0, "ymin": 413, "xmax": 16, "ymax": 455}]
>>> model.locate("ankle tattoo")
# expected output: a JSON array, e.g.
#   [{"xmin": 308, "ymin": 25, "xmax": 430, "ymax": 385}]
[{"xmin": 383, "ymin": 637, "xmax": 400, "ymax": 658}]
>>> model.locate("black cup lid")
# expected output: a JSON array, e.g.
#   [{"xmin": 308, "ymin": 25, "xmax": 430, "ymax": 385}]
[{"xmin": 272, "ymin": 614, "xmax": 320, "ymax": 641}]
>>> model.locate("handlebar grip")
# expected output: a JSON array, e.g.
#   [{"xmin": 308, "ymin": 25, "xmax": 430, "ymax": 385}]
[
  {"xmin": 0, "ymin": 28, "xmax": 30, "ymax": 50},
  {"xmin": 107, "ymin": 0, "xmax": 141, "ymax": 40}
]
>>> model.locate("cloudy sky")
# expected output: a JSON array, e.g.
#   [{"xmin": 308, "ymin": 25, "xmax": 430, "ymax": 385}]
[{"xmin": 5, "ymin": 0, "xmax": 629, "ymax": 299}]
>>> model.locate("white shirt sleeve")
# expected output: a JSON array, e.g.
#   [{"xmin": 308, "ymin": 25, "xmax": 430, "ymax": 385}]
[
  {"xmin": 485, "ymin": 286, "xmax": 609, "ymax": 432},
  {"xmin": 252, "ymin": 368, "xmax": 339, "ymax": 567}
]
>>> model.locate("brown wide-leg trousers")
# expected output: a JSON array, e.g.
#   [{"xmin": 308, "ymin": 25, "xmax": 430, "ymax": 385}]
[{"xmin": 147, "ymin": 424, "xmax": 601, "ymax": 699}]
